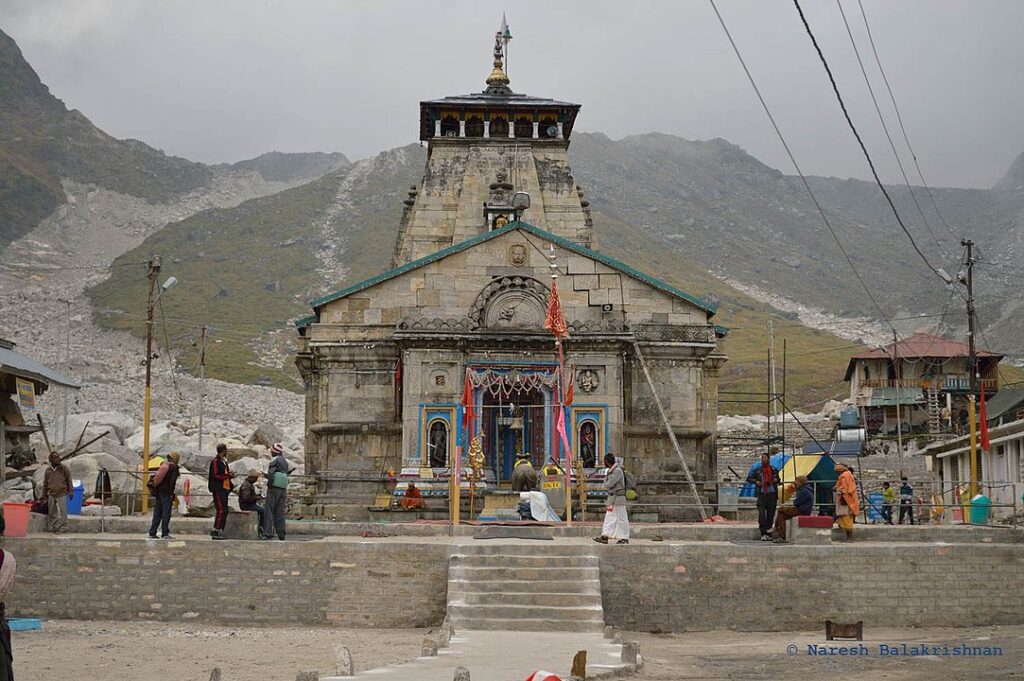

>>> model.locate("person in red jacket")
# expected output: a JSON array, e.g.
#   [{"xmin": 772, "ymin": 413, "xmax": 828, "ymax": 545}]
[{"xmin": 208, "ymin": 443, "xmax": 235, "ymax": 540}]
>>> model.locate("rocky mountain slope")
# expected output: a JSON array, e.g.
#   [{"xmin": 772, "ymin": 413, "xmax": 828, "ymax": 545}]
[
  {"xmin": 91, "ymin": 143, "xmax": 866, "ymax": 411},
  {"xmin": 0, "ymin": 28, "xmax": 212, "ymax": 247},
  {"xmin": 568, "ymin": 132, "xmax": 1024, "ymax": 359}
]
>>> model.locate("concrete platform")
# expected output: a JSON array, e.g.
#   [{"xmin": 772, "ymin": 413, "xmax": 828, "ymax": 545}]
[
  {"xmin": 32, "ymin": 513, "xmax": 1024, "ymax": 543},
  {"xmin": 320, "ymin": 631, "xmax": 635, "ymax": 681}
]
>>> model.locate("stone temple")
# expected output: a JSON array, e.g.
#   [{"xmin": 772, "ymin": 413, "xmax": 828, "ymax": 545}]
[{"xmin": 296, "ymin": 34, "xmax": 726, "ymax": 519}]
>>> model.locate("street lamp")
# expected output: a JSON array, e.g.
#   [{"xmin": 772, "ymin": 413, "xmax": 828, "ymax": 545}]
[{"xmin": 141, "ymin": 256, "xmax": 178, "ymax": 513}]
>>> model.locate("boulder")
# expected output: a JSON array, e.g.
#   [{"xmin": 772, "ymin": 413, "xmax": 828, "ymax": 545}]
[
  {"xmin": 94, "ymin": 441, "xmax": 138, "ymax": 468},
  {"xmin": 178, "ymin": 474, "xmax": 213, "ymax": 517},
  {"xmin": 217, "ymin": 438, "xmax": 257, "ymax": 463},
  {"xmin": 35, "ymin": 452, "xmax": 134, "ymax": 498},
  {"xmin": 249, "ymin": 422, "xmax": 284, "ymax": 449},
  {"xmin": 66, "ymin": 412, "xmax": 137, "ymax": 445},
  {"xmin": 229, "ymin": 457, "xmax": 262, "ymax": 477}
]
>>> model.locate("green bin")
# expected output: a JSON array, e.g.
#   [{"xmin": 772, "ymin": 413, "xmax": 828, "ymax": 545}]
[{"xmin": 969, "ymin": 494, "xmax": 991, "ymax": 525}]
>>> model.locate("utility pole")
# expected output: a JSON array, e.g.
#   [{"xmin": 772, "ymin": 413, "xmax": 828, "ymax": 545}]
[
  {"xmin": 767, "ymin": 320, "xmax": 779, "ymax": 439},
  {"xmin": 141, "ymin": 256, "xmax": 161, "ymax": 514},
  {"xmin": 197, "ymin": 326, "xmax": 207, "ymax": 458},
  {"xmin": 892, "ymin": 328, "xmax": 904, "ymax": 476},
  {"xmin": 962, "ymin": 239, "xmax": 979, "ymax": 497},
  {"xmin": 61, "ymin": 299, "xmax": 71, "ymax": 450}
]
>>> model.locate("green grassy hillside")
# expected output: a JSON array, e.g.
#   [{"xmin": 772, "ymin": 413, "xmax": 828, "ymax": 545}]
[{"xmin": 91, "ymin": 142, "xmax": 867, "ymax": 412}]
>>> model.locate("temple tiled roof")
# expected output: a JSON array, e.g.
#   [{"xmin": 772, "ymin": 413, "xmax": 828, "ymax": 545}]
[{"xmin": 299, "ymin": 221, "xmax": 718, "ymax": 326}]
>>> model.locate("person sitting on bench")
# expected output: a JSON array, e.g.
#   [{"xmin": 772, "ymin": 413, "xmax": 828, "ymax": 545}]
[{"xmin": 770, "ymin": 475, "xmax": 814, "ymax": 542}]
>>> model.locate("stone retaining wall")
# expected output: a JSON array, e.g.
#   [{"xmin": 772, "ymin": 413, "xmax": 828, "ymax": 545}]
[
  {"xmin": 599, "ymin": 543, "xmax": 1024, "ymax": 631},
  {"xmin": 6, "ymin": 537, "xmax": 449, "ymax": 628},
  {"xmin": 6, "ymin": 536, "xmax": 1023, "ymax": 632}
]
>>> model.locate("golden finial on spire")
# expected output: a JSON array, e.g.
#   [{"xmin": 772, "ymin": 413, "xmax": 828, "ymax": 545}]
[{"xmin": 486, "ymin": 31, "xmax": 510, "ymax": 91}]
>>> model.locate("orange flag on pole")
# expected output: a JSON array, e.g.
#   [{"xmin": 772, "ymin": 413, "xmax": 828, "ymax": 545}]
[{"xmin": 544, "ymin": 280, "xmax": 570, "ymax": 339}]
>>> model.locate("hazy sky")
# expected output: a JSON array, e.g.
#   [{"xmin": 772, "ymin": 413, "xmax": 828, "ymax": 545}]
[{"xmin": 5, "ymin": 0, "xmax": 1022, "ymax": 188}]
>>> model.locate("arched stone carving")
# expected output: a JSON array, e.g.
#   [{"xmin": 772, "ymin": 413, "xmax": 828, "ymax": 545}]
[{"xmin": 470, "ymin": 276, "xmax": 549, "ymax": 330}]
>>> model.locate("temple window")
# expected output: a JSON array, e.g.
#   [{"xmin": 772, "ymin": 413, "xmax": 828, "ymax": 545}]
[
  {"xmin": 465, "ymin": 115, "xmax": 485, "ymax": 138},
  {"xmin": 427, "ymin": 419, "xmax": 449, "ymax": 467},
  {"xmin": 514, "ymin": 115, "xmax": 533, "ymax": 139},
  {"xmin": 490, "ymin": 115, "xmax": 509, "ymax": 139},
  {"xmin": 440, "ymin": 114, "xmax": 459, "ymax": 138},
  {"xmin": 539, "ymin": 115, "xmax": 558, "ymax": 138}
]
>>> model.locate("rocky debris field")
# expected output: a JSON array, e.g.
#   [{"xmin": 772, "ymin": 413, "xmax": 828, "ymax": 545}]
[
  {"xmin": 0, "ymin": 170, "xmax": 308, "ymax": 507},
  {"xmin": 5, "ymin": 409, "xmax": 305, "ymax": 513}
]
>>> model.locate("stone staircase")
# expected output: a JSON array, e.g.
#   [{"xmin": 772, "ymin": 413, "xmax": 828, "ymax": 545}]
[{"xmin": 447, "ymin": 544, "xmax": 606, "ymax": 633}]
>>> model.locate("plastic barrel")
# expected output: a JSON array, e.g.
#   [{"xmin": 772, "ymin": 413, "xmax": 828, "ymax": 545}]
[
  {"xmin": 66, "ymin": 482, "xmax": 85, "ymax": 515},
  {"xmin": 969, "ymin": 494, "xmax": 991, "ymax": 525},
  {"xmin": 2, "ymin": 502, "xmax": 31, "ymax": 537},
  {"xmin": 866, "ymin": 492, "xmax": 884, "ymax": 522}
]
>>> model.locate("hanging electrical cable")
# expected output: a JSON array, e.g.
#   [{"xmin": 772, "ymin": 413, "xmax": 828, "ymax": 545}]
[
  {"xmin": 792, "ymin": 0, "xmax": 951, "ymax": 286},
  {"xmin": 855, "ymin": 0, "xmax": 959, "ymax": 240}
]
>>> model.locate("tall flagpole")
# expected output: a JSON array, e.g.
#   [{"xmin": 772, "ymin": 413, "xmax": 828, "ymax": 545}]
[{"xmin": 548, "ymin": 246, "xmax": 572, "ymax": 527}]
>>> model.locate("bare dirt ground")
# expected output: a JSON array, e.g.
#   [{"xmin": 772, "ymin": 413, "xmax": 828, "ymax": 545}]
[
  {"xmin": 634, "ymin": 625, "xmax": 1024, "ymax": 680},
  {"xmin": 12, "ymin": 621, "xmax": 1024, "ymax": 680},
  {"xmin": 13, "ymin": 620, "xmax": 427, "ymax": 681}
]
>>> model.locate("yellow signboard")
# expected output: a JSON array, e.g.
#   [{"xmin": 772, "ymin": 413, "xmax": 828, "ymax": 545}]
[
  {"xmin": 541, "ymin": 481, "xmax": 562, "ymax": 490},
  {"xmin": 15, "ymin": 378, "xmax": 35, "ymax": 413}
]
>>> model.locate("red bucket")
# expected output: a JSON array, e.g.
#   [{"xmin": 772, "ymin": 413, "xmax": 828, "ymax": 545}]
[{"xmin": 2, "ymin": 502, "xmax": 32, "ymax": 537}]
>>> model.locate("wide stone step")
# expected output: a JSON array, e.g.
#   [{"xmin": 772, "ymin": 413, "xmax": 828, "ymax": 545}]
[
  {"xmin": 452, "ymin": 544, "xmax": 598, "ymax": 557},
  {"xmin": 451, "ymin": 554, "xmax": 598, "ymax": 569},
  {"xmin": 447, "ymin": 578, "xmax": 601, "ymax": 595},
  {"xmin": 448, "ymin": 603, "xmax": 603, "ymax": 621},
  {"xmin": 451, "ymin": 591, "xmax": 603, "ymax": 608},
  {"xmin": 450, "ymin": 565, "xmax": 599, "ymax": 581},
  {"xmin": 449, "ymin": 616, "xmax": 607, "ymax": 633}
]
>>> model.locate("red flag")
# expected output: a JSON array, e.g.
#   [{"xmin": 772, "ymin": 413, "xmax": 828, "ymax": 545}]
[
  {"xmin": 544, "ymin": 280, "xmax": 570, "ymax": 339},
  {"xmin": 979, "ymin": 390, "xmax": 990, "ymax": 452},
  {"xmin": 564, "ymin": 367, "xmax": 575, "ymax": 407},
  {"xmin": 461, "ymin": 370, "xmax": 475, "ymax": 440}
]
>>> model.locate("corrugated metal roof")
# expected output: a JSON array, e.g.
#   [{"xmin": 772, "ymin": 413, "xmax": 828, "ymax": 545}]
[
  {"xmin": 985, "ymin": 387, "xmax": 1024, "ymax": 422},
  {"xmin": 308, "ymin": 221, "xmax": 718, "ymax": 316},
  {"xmin": 0, "ymin": 345, "xmax": 80, "ymax": 389},
  {"xmin": 844, "ymin": 332, "xmax": 1002, "ymax": 381},
  {"xmin": 851, "ymin": 333, "xmax": 1000, "ymax": 361}
]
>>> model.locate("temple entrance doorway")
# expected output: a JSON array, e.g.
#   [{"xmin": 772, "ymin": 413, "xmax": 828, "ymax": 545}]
[{"xmin": 481, "ymin": 387, "xmax": 548, "ymax": 483}]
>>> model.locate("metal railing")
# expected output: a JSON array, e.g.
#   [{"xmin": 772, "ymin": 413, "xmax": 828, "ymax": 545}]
[{"xmin": 861, "ymin": 377, "xmax": 999, "ymax": 391}]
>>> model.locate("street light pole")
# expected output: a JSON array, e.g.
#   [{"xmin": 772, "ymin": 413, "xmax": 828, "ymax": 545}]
[
  {"xmin": 197, "ymin": 325, "xmax": 207, "ymax": 457},
  {"xmin": 962, "ymin": 239, "xmax": 979, "ymax": 497},
  {"xmin": 141, "ymin": 256, "xmax": 161, "ymax": 514}
]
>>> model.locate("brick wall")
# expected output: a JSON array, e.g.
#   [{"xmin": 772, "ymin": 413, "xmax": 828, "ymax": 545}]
[
  {"xmin": 6, "ymin": 538, "xmax": 449, "ymax": 628},
  {"xmin": 599, "ymin": 543, "xmax": 1024, "ymax": 632},
  {"xmin": 7, "ymin": 537, "xmax": 1022, "ymax": 633}
]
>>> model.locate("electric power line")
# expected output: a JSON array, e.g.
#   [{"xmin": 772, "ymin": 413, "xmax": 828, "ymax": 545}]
[
  {"xmin": 792, "ymin": 0, "xmax": 950, "ymax": 286},
  {"xmin": 834, "ymin": 0, "xmax": 949, "ymax": 262},
  {"xmin": 855, "ymin": 0, "xmax": 959, "ymax": 240},
  {"xmin": 708, "ymin": 0, "xmax": 900, "ymax": 344},
  {"xmin": 6, "ymin": 273, "xmax": 151, "ymax": 335}
]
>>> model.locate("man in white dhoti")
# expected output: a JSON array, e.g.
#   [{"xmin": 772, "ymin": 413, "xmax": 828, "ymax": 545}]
[{"xmin": 594, "ymin": 452, "xmax": 629, "ymax": 544}]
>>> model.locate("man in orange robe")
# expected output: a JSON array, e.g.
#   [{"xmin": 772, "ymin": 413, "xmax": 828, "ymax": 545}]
[
  {"xmin": 833, "ymin": 464, "xmax": 860, "ymax": 541},
  {"xmin": 400, "ymin": 482, "xmax": 426, "ymax": 510}
]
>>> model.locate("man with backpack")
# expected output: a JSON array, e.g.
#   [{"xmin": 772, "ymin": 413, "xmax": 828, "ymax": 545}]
[
  {"xmin": 208, "ymin": 443, "xmax": 235, "ymax": 540},
  {"xmin": 263, "ymin": 442, "xmax": 293, "ymax": 541},
  {"xmin": 148, "ymin": 451, "xmax": 180, "ymax": 539},
  {"xmin": 593, "ymin": 452, "xmax": 630, "ymax": 545}
]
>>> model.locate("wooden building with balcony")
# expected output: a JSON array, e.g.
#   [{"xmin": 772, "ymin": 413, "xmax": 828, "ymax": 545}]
[{"xmin": 844, "ymin": 333, "xmax": 1002, "ymax": 436}]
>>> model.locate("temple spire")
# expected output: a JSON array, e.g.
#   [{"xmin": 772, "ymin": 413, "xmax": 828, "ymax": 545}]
[{"xmin": 485, "ymin": 31, "xmax": 512, "ymax": 95}]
